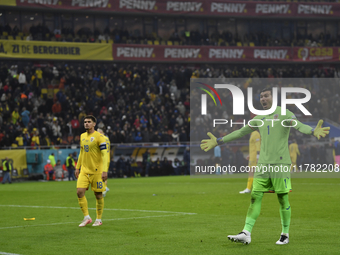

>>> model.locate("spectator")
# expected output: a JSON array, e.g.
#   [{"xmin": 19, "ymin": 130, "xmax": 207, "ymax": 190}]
[
  {"xmin": 52, "ymin": 101, "xmax": 62, "ymax": 116},
  {"xmin": 172, "ymin": 158, "xmax": 181, "ymax": 175},
  {"xmin": 18, "ymin": 71, "xmax": 26, "ymax": 85},
  {"xmin": 2, "ymin": 157, "xmax": 12, "ymax": 184},
  {"xmin": 11, "ymin": 108, "xmax": 20, "ymax": 125},
  {"xmin": 71, "ymin": 116, "xmax": 80, "ymax": 137},
  {"xmin": 21, "ymin": 107, "xmax": 30, "ymax": 127}
]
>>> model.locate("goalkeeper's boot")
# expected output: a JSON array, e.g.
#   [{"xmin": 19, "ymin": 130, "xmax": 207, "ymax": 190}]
[
  {"xmin": 79, "ymin": 217, "xmax": 92, "ymax": 227},
  {"xmin": 276, "ymin": 233, "xmax": 289, "ymax": 245},
  {"xmin": 239, "ymin": 188, "xmax": 251, "ymax": 194},
  {"xmin": 228, "ymin": 231, "xmax": 251, "ymax": 245}
]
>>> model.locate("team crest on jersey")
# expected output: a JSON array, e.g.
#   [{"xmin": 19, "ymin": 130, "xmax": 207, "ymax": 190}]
[
  {"xmin": 274, "ymin": 114, "xmax": 279, "ymax": 119},
  {"xmin": 90, "ymin": 137, "xmax": 95, "ymax": 142}
]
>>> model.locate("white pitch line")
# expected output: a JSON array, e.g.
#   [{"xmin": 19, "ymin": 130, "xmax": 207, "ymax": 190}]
[
  {"xmin": 0, "ymin": 214, "xmax": 186, "ymax": 230},
  {"xmin": 0, "ymin": 252, "xmax": 22, "ymax": 255},
  {"xmin": 0, "ymin": 205, "xmax": 196, "ymax": 215}
]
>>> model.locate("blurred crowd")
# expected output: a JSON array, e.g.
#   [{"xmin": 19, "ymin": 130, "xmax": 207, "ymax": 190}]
[
  {"xmin": 2, "ymin": 22, "xmax": 340, "ymax": 47},
  {"xmin": 0, "ymin": 61, "xmax": 339, "ymax": 148}
]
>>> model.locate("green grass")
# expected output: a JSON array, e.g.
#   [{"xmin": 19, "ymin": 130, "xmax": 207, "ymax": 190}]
[{"xmin": 0, "ymin": 176, "xmax": 340, "ymax": 255}]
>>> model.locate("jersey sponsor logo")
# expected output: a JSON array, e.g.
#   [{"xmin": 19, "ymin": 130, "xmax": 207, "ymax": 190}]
[
  {"xmin": 84, "ymin": 145, "xmax": 89, "ymax": 152},
  {"xmin": 90, "ymin": 137, "xmax": 95, "ymax": 142}
]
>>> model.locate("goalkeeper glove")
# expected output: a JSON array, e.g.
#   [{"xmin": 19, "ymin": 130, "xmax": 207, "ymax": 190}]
[
  {"xmin": 312, "ymin": 120, "xmax": 330, "ymax": 140},
  {"xmin": 200, "ymin": 132, "xmax": 224, "ymax": 152}
]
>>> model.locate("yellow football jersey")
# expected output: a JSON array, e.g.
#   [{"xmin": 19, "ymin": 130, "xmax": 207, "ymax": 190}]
[
  {"xmin": 289, "ymin": 143, "xmax": 300, "ymax": 156},
  {"xmin": 104, "ymin": 135, "xmax": 110, "ymax": 171},
  {"xmin": 78, "ymin": 131, "xmax": 107, "ymax": 174},
  {"xmin": 249, "ymin": 131, "xmax": 261, "ymax": 162}
]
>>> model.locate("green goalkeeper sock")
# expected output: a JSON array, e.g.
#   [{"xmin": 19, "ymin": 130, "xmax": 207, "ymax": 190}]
[
  {"xmin": 277, "ymin": 193, "xmax": 291, "ymax": 234},
  {"xmin": 243, "ymin": 191, "xmax": 264, "ymax": 233}
]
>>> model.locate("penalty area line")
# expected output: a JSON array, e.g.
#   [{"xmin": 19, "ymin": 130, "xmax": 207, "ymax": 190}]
[
  {"xmin": 0, "ymin": 214, "xmax": 190, "ymax": 230},
  {"xmin": 0, "ymin": 205, "xmax": 196, "ymax": 215},
  {"xmin": 0, "ymin": 252, "xmax": 22, "ymax": 255}
]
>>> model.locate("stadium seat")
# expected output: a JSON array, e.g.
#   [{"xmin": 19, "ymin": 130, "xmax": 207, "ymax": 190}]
[
  {"xmin": 2, "ymin": 31, "xmax": 8, "ymax": 36},
  {"xmin": 101, "ymin": 39, "xmax": 106, "ymax": 43},
  {"xmin": 108, "ymin": 39, "xmax": 113, "ymax": 44},
  {"xmin": 147, "ymin": 40, "xmax": 153, "ymax": 45},
  {"xmin": 249, "ymin": 42, "xmax": 255, "ymax": 47},
  {"xmin": 237, "ymin": 42, "xmax": 242, "ymax": 47},
  {"xmin": 7, "ymin": 35, "xmax": 13, "ymax": 40},
  {"xmin": 167, "ymin": 41, "xmax": 173, "ymax": 45},
  {"xmin": 174, "ymin": 41, "xmax": 179, "ymax": 45},
  {"xmin": 160, "ymin": 40, "xmax": 166, "ymax": 45},
  {"xmin": 18, "ymin": 32, "xmax": 23, "ymax": 37},
  {"xmin": 15, "ymin": 36, "xmax": 22, "ymax": 40},
  {"xmin": 154, "ymin": 40, "xmax": 160, "ymax": 45}
]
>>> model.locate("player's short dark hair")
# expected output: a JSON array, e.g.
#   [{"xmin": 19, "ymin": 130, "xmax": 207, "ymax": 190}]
[
  {"xmin": 84, "ymin": 115, "xmax": 97, "ymax": 123},
  {"xmin": 261, "ymin": 88, "xmax": 272, "ymax": 95}
]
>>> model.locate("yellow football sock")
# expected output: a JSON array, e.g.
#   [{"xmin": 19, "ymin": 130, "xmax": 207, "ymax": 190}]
[
  {"xmin": 96, "ymin": 197, "xmax": 104, "ymax": 219},
  {"xmin": 78, "ymin": 196, "xmax": 89, "ymax": 217},
  {"xmin": 247, "ymin": 177, "xmax": 253, "ymax": 190}
]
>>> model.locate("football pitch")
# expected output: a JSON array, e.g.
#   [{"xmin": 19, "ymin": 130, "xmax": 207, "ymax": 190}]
[{"xmin": 0, "ymin": 175, "xmax": 339, "ymax": 255}]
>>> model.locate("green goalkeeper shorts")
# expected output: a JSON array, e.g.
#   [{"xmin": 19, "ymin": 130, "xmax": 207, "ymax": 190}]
[{"xmin": 253, "ymin": 164, "xmax": 292, "ymax": 194}]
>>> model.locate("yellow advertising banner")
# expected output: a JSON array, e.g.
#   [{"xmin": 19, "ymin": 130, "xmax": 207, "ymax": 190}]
[
  {"xmin": 0, "ymin": 149, "xmax": 27, "ymax": 178},
  {"xmin": 0, "ymin": 40, "xmax": 113, "ymax": 61},
  {"xmin": 0, "ymin": 0, "xmax": 16, "ymax": 6}
]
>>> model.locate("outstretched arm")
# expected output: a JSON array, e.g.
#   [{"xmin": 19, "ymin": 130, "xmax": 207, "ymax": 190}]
[
  {"xmin": 200, "ymin": 125, "xmax": 254, "ymax": 152},
  {"xmin": 292, "ymin": 119, "xmax": 330, "ymax": 140}
]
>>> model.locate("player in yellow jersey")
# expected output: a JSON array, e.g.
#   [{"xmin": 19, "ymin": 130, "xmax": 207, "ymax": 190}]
[
  {"xmin": 289, "ymin": 139, "xmax": 300, "ymax": 172},
  {"xmin": 97, "ymin": 128, "xmax": 110, "ymax": 197},
  {"xmin": 75, "ymin": 115, "xmax": 108, "ymax": 227},
  {"xmin": 240, "ymin": 130, "xmax": 261, "ymax": 194}
]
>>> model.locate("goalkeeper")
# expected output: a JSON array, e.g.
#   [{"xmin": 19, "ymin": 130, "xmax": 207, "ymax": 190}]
[{"xmin": 200, "ymin": 88, "xmax": 330, "ymax": 245}]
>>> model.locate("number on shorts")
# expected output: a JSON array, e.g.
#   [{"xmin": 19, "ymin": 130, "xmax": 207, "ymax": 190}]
[{"xmin": 97, "ymin": 182, "xmax": 103, "ymax": 189}]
